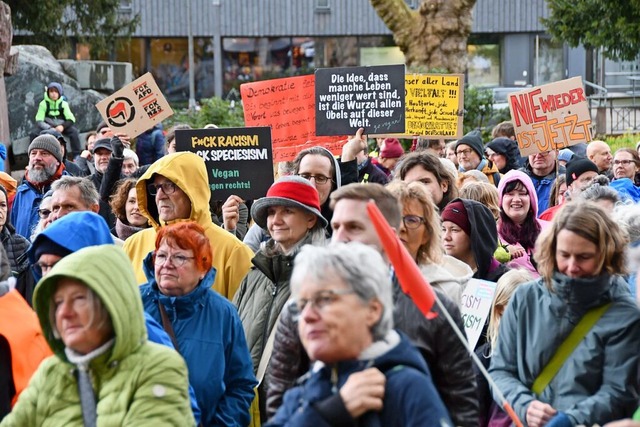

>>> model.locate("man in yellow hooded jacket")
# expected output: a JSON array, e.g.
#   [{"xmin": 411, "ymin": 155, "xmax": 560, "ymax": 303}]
[{"xmin": 123, "ymin": 152, "xmax": 253, "ymax": 300}]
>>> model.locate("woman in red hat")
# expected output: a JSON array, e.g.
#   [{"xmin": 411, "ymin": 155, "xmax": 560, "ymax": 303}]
[{"xmin": 233, "ymin": 175, "xmax": 328, "ymax": 422}]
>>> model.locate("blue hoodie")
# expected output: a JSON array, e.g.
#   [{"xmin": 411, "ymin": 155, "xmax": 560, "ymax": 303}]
[{"xmin": 27, "ymin": 211, "xmax": 202, "ymax": 423}]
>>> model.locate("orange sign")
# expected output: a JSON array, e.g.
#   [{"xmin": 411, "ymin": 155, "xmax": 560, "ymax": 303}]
[
  {"xmin": 241, "ymin": 75, "xmax": 345, "ymax": 162},
  {"xmin": 508, "ymin": 77, "xmax": 592, "ymax": 156},
  {"xmin": 95, "ymin": 73, "xmax": 173, "ymax": 139}
]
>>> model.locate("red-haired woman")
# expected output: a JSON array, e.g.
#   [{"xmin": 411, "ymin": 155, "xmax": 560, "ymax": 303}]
[{"xmin": 139, "ymin": 221, "xmax": 257, "ymax": 426}]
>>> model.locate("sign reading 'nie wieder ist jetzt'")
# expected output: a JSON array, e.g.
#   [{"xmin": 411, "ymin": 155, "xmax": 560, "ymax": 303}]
[{"xmin": 315, "ymin": 64, "xmax": 406, "ymax": 136}]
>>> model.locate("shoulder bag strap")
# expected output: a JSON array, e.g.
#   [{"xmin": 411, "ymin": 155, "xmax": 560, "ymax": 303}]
[
  {"xmin": 531, "ymin": 302, "xmax": 612, "ymax": 395},
  {"xmin": 158, "ymin": 301, "xmax": 181, "ymax": 354},
  {"xmin": 256, "ymin": 309, "xmax": 284, "ymax": 386}
]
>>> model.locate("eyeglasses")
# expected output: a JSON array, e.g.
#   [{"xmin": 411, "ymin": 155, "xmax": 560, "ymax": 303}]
[
  {"xmin": 297, "ymin": 173, "xmax": 332, "ymax": 185},
  {"xmin": 402, "ymin": 215, "xmax": 426, "ymax": 229},
  {"xmin": 148, "ymin": 182, "xmax": 178, "ymax": 196},
  {"xmin": 456, "ymin": 148, "xmax": 473, "ymax": 157},
  {"xmin": 154, "ymin": 252, "xmax": 194, "ymax": 267},
  {"xmin": 37, "ymin": 260, "xmax": 59, "ymax": 274},
  {"xmin": 38, "ymin": 208, "xmax": 52, "ymax": 219},
  {"xmin": 289, "ymin": 289, "xmax": 355, "ymax": 316},
  {"xmin": 613, "ymin": 159, "xmax": 635, "ymax": 166}
]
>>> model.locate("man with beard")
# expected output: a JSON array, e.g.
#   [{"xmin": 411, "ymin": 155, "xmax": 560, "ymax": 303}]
[{"xmin": 11, "ymin": 134, "xmax": 66, "ymax": 238}]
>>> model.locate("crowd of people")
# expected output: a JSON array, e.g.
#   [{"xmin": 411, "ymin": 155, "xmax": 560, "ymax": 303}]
[{"xmin": 2, "ymin": 81, "xmax": 640, "ymax": 427}]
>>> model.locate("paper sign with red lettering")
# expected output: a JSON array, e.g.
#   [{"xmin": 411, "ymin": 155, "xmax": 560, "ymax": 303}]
[
  {"xmin": 460, "ymin": 279, "xmax": 497, "ymax": 349},
  {"xmin": 241, "ymin": 75, "xmax": 346, "ymax": 162},
  {"xmin": 508, "ymin": 76, "xmax": 592, "ymax": 156},
  {"xmin": 95, "ymin": 72, "xmax": 173, "ymax": 139}
]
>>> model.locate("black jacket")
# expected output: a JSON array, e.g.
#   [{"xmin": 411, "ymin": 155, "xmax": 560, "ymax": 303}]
[
  {"xmin": 455, "ymin": 198, "xmax": 508, "ymax": 282},
  {"xmin": 358, "ymin": 157, "xmax": 389, "ymax": 185}
]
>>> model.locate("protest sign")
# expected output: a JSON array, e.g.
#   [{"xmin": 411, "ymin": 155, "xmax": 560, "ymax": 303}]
[
  {"xmin": 95, "ymin": 72, "xmax": 173, "ymax": 139},
  {"xmin": 174, "ymin": 126, "xmax": 274, "ymax": 201},
  {"xmin": 315, "ymin": 64, "xmax": 405, "ymax": 136},
  {"xmin": 241, "ymin": 75, "xmax": 345, "ymax": 162},
  {"xmin": 404, "ymin": 73, "xmax": 464, "ymax": 138},
  {"xmin": 508, "ymin": 76, "xmax": 592, "ymax": 156},
  {"xmin": 460, "ymin": 279, "xmax": 498, "ymax": 348}
]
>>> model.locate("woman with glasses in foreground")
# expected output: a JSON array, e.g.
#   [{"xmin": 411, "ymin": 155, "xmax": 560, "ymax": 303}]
[
  {"xmin": 266, "ymin": 243, "xmax": 452, "ymax": 426},
  {"xmin": 386, "ymin": 180, "xmax": 472, "ymax": 305},
  {"xmin": 139, "ymin": 221, "xmax": 257, "ymax": 427}
]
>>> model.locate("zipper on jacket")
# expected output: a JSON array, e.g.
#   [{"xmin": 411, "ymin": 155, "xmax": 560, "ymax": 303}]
[{"xmin": 330, "ymin": 365, "xmax": 339, "ymax": 394}]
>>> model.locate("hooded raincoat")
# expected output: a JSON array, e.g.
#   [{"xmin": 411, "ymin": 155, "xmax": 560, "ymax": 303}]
[
  {"xmin": 1, "ymin": 245, "xmax": 194, "ymax": 426},
  {"xmin": 122, "ymin": 152, "xmax": 254, "ymax": 299}
]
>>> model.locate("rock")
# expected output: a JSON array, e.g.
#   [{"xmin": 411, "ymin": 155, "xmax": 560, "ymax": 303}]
[
  {"xmin": 5, "ymin": 45, "xmax": 106, "ymax": 144},
  {"xmin": 0, "ymin": 2, "xmax": 11, "ymax": 72},
  {"xmin": 4, "ymin": 47, "xmax": 17, "ymax": 76},
  {"xmin": 59, "ymin": 60, "xmax": 133, "ymax": 92}
]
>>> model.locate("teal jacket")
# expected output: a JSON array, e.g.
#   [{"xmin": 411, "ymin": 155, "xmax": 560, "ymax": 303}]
[
  {"xmin": 1, "ymin": 245, "xmax": 195, "ymax": 426},
  {"xmin": 490, "ymin": 273, "xmax": 640, "ymax": 425}
]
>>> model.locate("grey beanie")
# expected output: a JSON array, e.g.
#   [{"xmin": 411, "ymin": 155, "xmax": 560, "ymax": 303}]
[{"xmin": 28, "ymin": 134, "xmax": 63, "ymax": 164}]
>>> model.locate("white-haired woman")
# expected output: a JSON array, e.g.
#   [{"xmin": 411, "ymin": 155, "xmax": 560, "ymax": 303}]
[{"xmin": 267, "ymin": 243, "xmax": 452, "ymax": 426}]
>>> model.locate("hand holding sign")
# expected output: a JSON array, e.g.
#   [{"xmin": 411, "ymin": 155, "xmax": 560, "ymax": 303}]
[{"xmin": 341, "ymin": 127, "xmax": 367, "ymax": 162}]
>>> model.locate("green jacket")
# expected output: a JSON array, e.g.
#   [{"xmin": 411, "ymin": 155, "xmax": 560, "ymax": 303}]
[
  {"xmin": 1, "ymin": 245, "xmax": 194, "ymax": 427},
  {"xmin": 234, "ymin": 242, "xmax": 296, "ymax": 371},
  {"xmin": 35, "ymin": 91, "xmax": 76, "ymax": 124}
]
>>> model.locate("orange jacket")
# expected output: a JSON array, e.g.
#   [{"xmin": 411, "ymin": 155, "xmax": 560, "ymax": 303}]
[{"xmin": 0, "ymin": 290, "xmax": 52, "ymax": 405}]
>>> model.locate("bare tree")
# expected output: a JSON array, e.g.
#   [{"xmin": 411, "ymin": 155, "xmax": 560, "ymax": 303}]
[{"xmin": 370, "ymin": 0, "xmax": 476, "ymax": 73}]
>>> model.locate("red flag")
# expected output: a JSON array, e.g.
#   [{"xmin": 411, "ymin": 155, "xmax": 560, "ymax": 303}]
[{"xmin": 366, "ymin": 201, "xmax": 438, "ymax": 319}]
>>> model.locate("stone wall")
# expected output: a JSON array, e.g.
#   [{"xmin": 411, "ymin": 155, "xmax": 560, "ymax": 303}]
[
  {"xmin": 5, "ymin": 46, "xmax": 135, "ymax": 170},
  {"xmin": 0, "ymin": 1, "xmax": 15, "ymax": 171}
]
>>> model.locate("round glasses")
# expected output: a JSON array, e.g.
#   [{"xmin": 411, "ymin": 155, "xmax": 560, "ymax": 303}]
[
  {"xmin": 402, "ymin": 215, "xmax": 426, "ymax": 229},
  {"xmin": 38, "ymin": 208, "xmax": 52, "ymax": 219},
  {"xmin": 288, "ymin": 289, "xmax": 355, "ymax": 317},
  {"xmin": 154, "ymin": 252, "xmax": 194, "ymax": 267}
]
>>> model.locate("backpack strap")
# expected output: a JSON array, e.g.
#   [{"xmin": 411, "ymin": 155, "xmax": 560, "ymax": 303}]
[{"xmin": 531, "ymin": 303, "xmax": 612, "ymax": 395}]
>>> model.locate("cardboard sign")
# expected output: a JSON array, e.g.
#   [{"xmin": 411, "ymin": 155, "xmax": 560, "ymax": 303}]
[
  {"xmin": 174, "ymin": 127, "xmax": 274, "ymax": 201},
  {"xmin": 460, "ymin": 279, "xmax": 498, "ymax": 348},
  {"xmin": 315, "ymin": 64, "xmax": 406, "ymax": 136},
  {"xmin": 508, "ymin": 76, "xmax": 592, "ymax": 156},
  {"xmin": 405, "ymin": 73, "xmax": 464, "ymax": 138},
  {"xmin": 95, "ymin": 73, "xmax": 173, "ymax": 139},
  {"xmin": 241, "ymin": 75, "xmax": 345, "ymax": 162}
]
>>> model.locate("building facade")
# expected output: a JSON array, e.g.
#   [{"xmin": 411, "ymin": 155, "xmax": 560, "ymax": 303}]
[{"xmin": 25, "ymin": 0, "xmax": 640, "ymax": 101}]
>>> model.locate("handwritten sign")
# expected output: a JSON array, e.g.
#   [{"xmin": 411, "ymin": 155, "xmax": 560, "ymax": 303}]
[
  {"xmin": 95, "ymin": 72, "xmax": 173, "ymax": 139},
  {"xmin": 241, "ymin": 75, "xmax": 344, "ymax": 162},
  {"xmin": 315, "ymin": 64, "xmax": 405, "ymax": 136},
  {"xmin": 460, "ymin": 279, "xmax": 498, "ymax": 348},
  {"xmin": 508, "ymin": 76, "xmax": 592, "ymax": 156},
  {"xmin": 174, "ymin": 127, "xmax": 274, "ymax": 201},
  {"xmin": 404, "ymin": 74, "xmax": 464, "ymax": 138}
]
